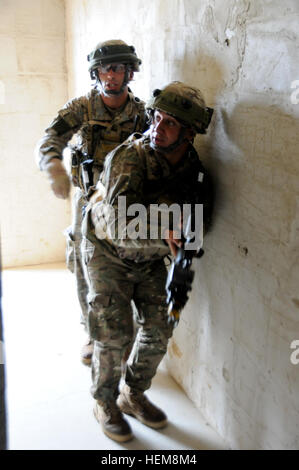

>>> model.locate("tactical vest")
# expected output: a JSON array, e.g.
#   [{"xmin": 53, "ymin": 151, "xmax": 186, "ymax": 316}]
[
  {"xmin": 70, "ymin": 91, "xmax": 146, "ymax": 191},
  {"xmin": 84, "ymin": 134, "xmax": 213, "ymax": 249},
  {"xmin": 128, "ymin": 135, "xmax": 204, "ymax": 204},
  {"xmin": 127, "ymin": 134, "xmax": 213, "ymax": 231}
]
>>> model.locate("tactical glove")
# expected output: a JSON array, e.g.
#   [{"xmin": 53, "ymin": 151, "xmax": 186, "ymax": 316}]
[{"xmin": 45, "ymin": 159, "xmax": 70, "ymax": 199}]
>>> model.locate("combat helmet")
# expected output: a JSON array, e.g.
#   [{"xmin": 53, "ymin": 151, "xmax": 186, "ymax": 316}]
[
  {"xmin": 146, "ymin": 81, "xmax": 213, "ymax": 134},
  {"xmin": 87, "ymin": 39, "xmax": 142, "ymax": 78}
]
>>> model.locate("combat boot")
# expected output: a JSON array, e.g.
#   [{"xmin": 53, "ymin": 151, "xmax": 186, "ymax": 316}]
[
  {"xmin": 93, "ymin": 400, "xmax": 133, "ymax": 443},
  {"xmin": 81, "ymin": 338, "xmax": 94, "ymax": 366},
  {"xmin": 117, "ymin": 384, "xmax": 167, "ymax": 429}
]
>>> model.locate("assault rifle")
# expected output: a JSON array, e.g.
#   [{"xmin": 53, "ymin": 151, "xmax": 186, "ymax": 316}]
[
  {"xmin": 165, "ymin": 213, "xmax": 204, "ymax": 327},
  {"xmin": 71, "ymin": 149, "xmax": 94, "ymax": 195}
]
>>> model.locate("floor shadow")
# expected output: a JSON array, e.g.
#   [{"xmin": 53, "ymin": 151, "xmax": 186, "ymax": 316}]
[{"xmin": 114, "ymin": 419, "xmax": 225, "ymax": 451}]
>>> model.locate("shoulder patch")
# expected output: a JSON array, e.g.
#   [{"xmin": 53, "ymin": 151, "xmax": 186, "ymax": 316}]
[{"xmin": 51, "ymin": 116, "xmax": 73, "ymax": 136}]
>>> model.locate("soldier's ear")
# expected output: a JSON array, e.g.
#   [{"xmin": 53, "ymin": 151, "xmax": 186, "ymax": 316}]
[{"xmin": 128, "ymin": 70, "xmax": 134, "ymax": 81}]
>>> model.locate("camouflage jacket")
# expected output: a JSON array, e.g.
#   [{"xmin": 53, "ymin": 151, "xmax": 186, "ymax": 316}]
[
  {"xmin": 87, "ymin": 133, "xmax": 213, "ymax": 262},
  {"xmin": 36, "ymin": 88, "xmax": 147, "ymax": 176}
]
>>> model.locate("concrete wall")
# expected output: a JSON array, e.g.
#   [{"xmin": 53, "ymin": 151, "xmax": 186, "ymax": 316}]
[
  {"xmin": 0, "ymin": 0, "xmax": 70, "ymax": 267},
  {"xmin": 56, "ymin": 0, "xmax": 299, "ymax": 449}
]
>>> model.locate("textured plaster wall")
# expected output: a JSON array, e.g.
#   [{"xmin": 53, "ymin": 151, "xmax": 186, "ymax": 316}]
[
  {"xmin": 64, "ymin": 0, "xmax": 299, "ymax": 449},
  {"xmin": 0, "ymin": 0, "xmax": 70, "ymax": 267}
]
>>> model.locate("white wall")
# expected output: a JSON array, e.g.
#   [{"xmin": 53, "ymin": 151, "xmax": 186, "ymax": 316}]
[
  {"xmin": 0, "ymin": 0, "xmax": 70, "ymax": 267},
  {"xmin": 63, "ymin": 0, "xmax": 299, "ymax": 449}
]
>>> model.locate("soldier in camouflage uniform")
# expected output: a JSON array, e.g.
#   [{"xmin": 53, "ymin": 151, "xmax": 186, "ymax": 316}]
[
  {"xmin": 36, "ymin": 40, "xmax": 147, "ymax": 365},
  {"xmin": 82, "ymin": 81, "xmax": 214, "ymax": 442}
]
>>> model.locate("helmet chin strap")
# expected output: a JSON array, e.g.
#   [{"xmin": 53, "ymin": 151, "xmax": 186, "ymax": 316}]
[{"xmin": 150, "ymin": 127, "xmax": 190, "ymax": 154}]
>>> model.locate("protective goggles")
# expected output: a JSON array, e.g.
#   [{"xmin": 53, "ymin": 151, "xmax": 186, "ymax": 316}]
[{"xmin": 97, "ymin": 63, "xmax": 126, "ymax": 74}]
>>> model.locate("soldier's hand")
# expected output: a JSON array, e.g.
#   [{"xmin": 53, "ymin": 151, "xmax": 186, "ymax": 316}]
[
  {"xmin": 45, "ymin": 159, "xmax": 70, "ymax": 199},
  {"xmin": 51, "ymin": 174, "xmax": 71, "ymax": 199}
]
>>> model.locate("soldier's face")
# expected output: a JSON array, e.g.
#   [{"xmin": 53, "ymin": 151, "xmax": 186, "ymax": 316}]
[
  {"xmin": 98, "ymin": 63, "xmax": 131, "ymax": 95},
  {"xmin": 150, "ymin": 110, "xmax": 182, "ymax": 148}
]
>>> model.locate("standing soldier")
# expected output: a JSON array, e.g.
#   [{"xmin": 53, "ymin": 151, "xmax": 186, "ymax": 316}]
[
  {"xmin": 36, "ymin": 40, "xmax": 147, "ymax": 365},
  {"xmin": 82, "ymin": 81, "xmax": 214, "ymax": 442}
]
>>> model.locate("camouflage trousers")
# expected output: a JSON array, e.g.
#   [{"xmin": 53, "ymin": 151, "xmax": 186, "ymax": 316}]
[
  {"xmin": 81, "ymin": 231, "xmax": 174, "ymax": 402},
  {"xmin": 65, "ymin": 189, "xmax": 89, "ymax": 328}
]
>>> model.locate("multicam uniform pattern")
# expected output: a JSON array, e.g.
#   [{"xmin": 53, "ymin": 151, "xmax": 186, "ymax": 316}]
[
  {"xmin": 36, "ymin": 89, "xmax": 147, "ymax": 326},
  {"xmin": 82, "ymin": 133, "xmax": 213, "ymax": 400}
]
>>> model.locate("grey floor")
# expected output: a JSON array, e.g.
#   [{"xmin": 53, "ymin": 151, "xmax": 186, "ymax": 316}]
[{"xmin": 2, "ymin": 263, "xmax": 227, "ymax": 450}]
